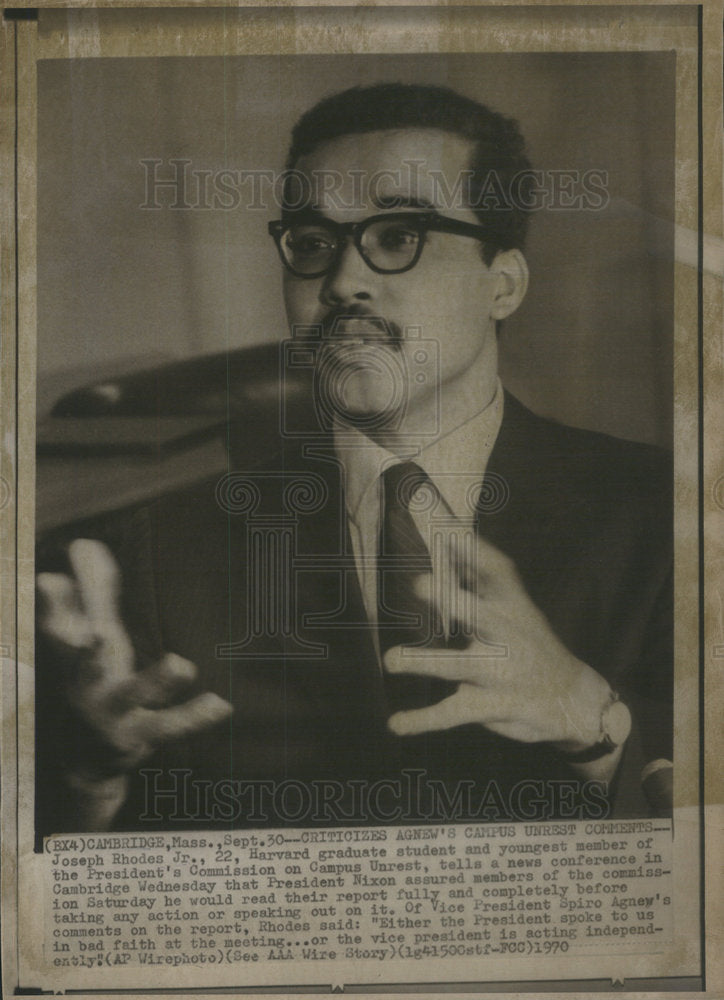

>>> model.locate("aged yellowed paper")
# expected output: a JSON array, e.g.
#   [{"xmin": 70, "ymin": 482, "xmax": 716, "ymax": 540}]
[{"xmin": 1, "ymin": 3, "xmax": 722, "ymax": 997}]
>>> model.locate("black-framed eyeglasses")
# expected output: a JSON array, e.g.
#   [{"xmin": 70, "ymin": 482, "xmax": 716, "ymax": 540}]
[{"xmin": 268, "ymin": 212, "xmax": 491, "ymax": 278}]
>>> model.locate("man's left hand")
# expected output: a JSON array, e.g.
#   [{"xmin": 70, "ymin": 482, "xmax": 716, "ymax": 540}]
[{"xmin": 384, "ymin": 532, "xmax": 614, "ymax": 754}]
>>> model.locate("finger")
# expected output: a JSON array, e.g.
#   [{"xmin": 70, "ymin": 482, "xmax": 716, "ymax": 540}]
[
  {"xmin": 68, "ymin": 539, "xmax": 123, "ymax": 627},
  {"xmin": 408, "ymin": 566, "xmax": 480, "ymax": 641},
  {"xmin": 410, "ymin": 577, "xmax": 488, "ymax": 640},
  {"xmin": 415, "ymin": 575, "xmax": 488, "ymax": 636},
  {"xmin": 36, "ymin": 572, "xmax": 94, "ymax": 650},
  {"xmin": 383, "ymin": 645, "xmax": 479, "ymax": 683},
  {"xmin": 388, "ymin": 689, "xmax": 473, "ymax": 736},
  {"xmin": 447, "ymin": 530, "xmax": 515, "ymax": 592},
  {"xmin": 141, "ymin": 692, "xmax": 233, "ymax": 747},
  {"xmin": 67, "ymin": 539, "xmax": 135, "ymax": 684},
  {"xmin": 113, "ymin": 653, "xmax": 198, "ymax": 710}
]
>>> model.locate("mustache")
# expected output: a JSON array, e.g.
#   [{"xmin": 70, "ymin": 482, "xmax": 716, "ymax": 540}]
[{"xmin": 321, "ymin": 306, "xmax": 403, "ymax": 345}]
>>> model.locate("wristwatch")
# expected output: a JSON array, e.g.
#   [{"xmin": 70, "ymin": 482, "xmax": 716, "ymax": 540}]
[{"xmin": 564, "ymin": 689, "xmax": 632, "ymax": 763}]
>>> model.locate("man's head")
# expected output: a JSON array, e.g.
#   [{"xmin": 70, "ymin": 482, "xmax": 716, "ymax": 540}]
[
  {"xmin": 274, "ymin": 83, "xmax": 531, "ymax": 442},
  {"xmin": 285, "ymin": 83, "xmax": 533, "ymax": 259}
]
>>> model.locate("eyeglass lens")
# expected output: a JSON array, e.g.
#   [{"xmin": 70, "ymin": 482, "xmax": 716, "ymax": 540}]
[{"xmin": 281, "ymin": 217, "xmax": 423, "ymax": 275}]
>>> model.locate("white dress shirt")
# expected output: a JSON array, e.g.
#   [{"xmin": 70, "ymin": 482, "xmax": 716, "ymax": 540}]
[{"xmin": 333, "ymin": 380, "xmax": 504, "ymax": 656}]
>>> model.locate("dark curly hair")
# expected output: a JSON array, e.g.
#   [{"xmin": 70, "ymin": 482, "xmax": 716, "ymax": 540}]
[{"xmin": 285, "ymin": 82, "xmax": 533, "ymax": 264}]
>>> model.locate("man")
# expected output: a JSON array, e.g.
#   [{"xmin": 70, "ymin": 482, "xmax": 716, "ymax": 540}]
[{"xmin": 36, "ymin": 84, "xmax": 672, "ymax": 833}]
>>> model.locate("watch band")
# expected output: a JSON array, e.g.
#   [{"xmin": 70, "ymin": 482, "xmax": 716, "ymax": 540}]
[{"xmin": 562, "ymin": 689, "xmax": 631, "ymax": 763}]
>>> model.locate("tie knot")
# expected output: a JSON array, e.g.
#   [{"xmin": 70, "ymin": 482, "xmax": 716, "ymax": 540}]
[{"xmin": 383, "ymin": 462, "xmax": 430, "ymax": 512}]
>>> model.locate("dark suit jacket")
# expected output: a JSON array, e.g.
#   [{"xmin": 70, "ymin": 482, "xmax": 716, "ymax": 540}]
[{"xmin": 37, "ymin": 393, "xmax": 672, "ymax": 831}]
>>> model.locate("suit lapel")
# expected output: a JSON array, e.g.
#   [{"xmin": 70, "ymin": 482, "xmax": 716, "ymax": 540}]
[
  {"xmin": 289, "ymin": 446, "xmax": 389, "ymax": 733},
  {"xmin": 476, "ymin": 392, "xmax": 565, "ymax": 602}
]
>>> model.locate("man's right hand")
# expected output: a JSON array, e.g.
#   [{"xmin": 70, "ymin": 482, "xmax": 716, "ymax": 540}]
[{"xmin": 36, "ymin": 538, "xmax": 233, "ymax": 830}]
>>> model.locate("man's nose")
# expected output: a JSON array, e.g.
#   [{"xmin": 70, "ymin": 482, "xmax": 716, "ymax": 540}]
[{"xmin": 320, "ymin": 238, "xmax": 375, "ymax": 306}]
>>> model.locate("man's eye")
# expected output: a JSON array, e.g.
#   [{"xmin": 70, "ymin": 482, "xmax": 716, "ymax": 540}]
[
  {"xmin": 376, "ymin": 225, "xmax": 420, "ymax": 251},
  {"xmin": 288, "ymin": 230, "xmax": 335, "ymax": 256}
]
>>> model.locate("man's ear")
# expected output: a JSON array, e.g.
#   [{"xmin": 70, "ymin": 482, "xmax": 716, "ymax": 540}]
[{"xmin": 489, "ymin": 249, "xmax": 529, "ymax": 320}]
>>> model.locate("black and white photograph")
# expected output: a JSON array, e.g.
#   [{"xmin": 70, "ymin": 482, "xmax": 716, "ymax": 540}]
[{"xmin": 35, "ymin": 50, "xmax": 676, "ymax": 833}]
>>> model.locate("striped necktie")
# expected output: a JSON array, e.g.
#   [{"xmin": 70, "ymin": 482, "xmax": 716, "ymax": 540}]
[{"xmin": 378, "ymin": 462, "xmax": 456, "ymax": 713}]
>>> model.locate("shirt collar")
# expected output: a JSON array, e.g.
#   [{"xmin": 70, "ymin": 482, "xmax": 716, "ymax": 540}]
[{"xmin": 334, "ymin": 378, "xmax": 504, "ymax": 524}]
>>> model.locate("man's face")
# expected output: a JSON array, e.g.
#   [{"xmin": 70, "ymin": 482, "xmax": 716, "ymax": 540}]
[{"xmin": 282, "ymin": 128, "xmax": 513, "ymax": 437}]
